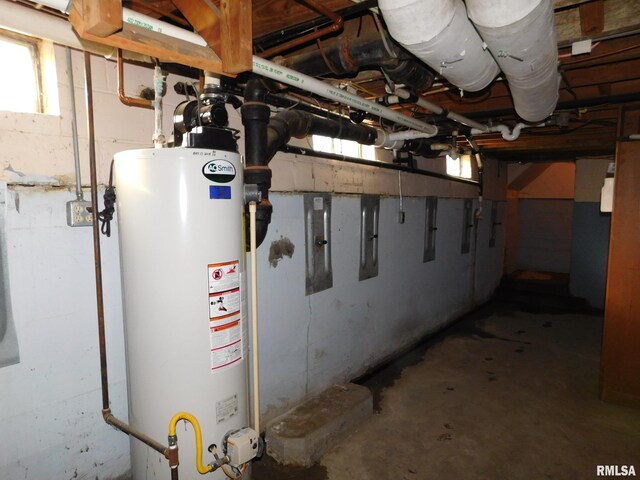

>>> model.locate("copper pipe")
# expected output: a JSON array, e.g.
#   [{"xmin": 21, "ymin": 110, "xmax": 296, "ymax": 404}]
[
  {"xmin": 85, "ymin": 51, "xmax": 110, "ymax": 412},
  {"xmin": 261, "ymin": 0, "xmax": 344, "ymax": 58},
  {"xmin": 85, "ymin": 49, "xmax": 173, "ymax": 471},
  {"xmin": 103, "ymin": 412, "xmax": 169, "ymax": 456},
  {"xmin": 117, "ymin": 49, "xmax": 153, "ymax": 109}
]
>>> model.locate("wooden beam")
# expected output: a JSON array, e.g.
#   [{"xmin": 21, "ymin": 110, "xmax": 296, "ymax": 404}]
[
  {"xmin": 601, "ymin": 108, "xmax": 640, "ymax": 408},
  {"xmin": 220, "ymin": 0, "xmax": 252, "ymax": 74},
  {"xmin": 70, "ymin": 3, "xmax": 224, "ymax": 73},
  {"xmin": 579, "ymin": 0, "xmax": 604, "ymax": 37},
  {"xmin": 77, "ymin": 0, "xmax": 123, "ymax": 37},
  {"xmin": 171, "ymin": 0, "xmax": 221, "ymax": 58},
  {"xmin": 172, "ymin": 0, "xmax": 252, "ymax": 74}
]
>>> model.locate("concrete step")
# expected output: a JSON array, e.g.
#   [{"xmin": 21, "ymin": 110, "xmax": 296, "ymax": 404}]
[{"xmin": 265, "ymin": 383, "xmax": 373, "ymax": 467}]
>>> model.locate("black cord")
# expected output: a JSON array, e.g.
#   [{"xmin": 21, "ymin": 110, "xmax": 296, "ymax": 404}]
[{"xmin": 99, "ymin": 160, "xmax": 116, "ymax": 237}]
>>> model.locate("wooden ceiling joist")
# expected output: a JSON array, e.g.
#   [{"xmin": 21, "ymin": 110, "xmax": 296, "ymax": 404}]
[{"xmin": 69, "ymin": 0, "xmax": 252, "ymax": 75}]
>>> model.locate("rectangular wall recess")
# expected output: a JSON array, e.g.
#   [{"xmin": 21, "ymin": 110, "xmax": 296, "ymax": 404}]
[
  {"xmin": 304, "ymin": 193, "xmax": 332, "ymax": 295},
  {"xmin": 423, "ymin": 196, "xmax": 438, "ymax": 262},
  {"xmin": 461, "ymin": 198, "xmax": 473, "ymax": 254},
  {"xmin": 359, "ymin": 195, "xmax": 380, "ymax": 281},
  {"xmin": 489, "ymin": 201, "xmax": 500, "ymax": 248}
]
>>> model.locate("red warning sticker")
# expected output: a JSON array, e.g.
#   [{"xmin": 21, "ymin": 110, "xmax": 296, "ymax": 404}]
[{"xmin": 208, "ymin": 261, "xmax": 242, "ymax": 372}]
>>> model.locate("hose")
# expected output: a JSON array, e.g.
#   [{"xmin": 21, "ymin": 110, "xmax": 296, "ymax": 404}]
[{"xmin": 168, "ymin": 412, "xmax": 213, "ymax": 475}]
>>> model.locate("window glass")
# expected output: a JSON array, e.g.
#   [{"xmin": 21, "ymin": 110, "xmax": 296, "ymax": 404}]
[
  {"xmin": 312, "ymin": 135, "xmax": 377, "ymax": 160},
  {"xmin": 0, "ymin": 32, "xmax": 41, "ymax": 114}
]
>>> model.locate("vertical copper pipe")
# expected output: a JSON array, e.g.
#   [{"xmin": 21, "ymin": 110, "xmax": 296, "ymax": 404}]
[
  {"xmin": 84, "ymin": 51, "xmax": 110, "ymax": 412},
  {"xmin": 117, "ymin": 49, "xmax": 153, "ymax": 109},
  {"xmin": 85, "ymin": 50, "xmax": 172, "ymax": 464}
]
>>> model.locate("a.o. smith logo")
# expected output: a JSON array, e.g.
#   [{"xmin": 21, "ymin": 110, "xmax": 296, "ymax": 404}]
[
  {"xmin": 202, "ymin": 160, "xmax": 236, "ymax": 183},
  {"xmin": 597, "ymin": 465, "xmax": 636, "ymax": 477}
]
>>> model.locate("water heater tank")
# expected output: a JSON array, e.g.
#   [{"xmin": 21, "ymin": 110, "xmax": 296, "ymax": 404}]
[{"xmin": 114, "ymin": 146, "xmax": 249, "ymax": 479}]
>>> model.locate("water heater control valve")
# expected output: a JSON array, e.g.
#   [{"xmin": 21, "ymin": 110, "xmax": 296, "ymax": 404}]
[{"xmin": 224, "ymin": 427, "xmax": 263, "ymax": 466}]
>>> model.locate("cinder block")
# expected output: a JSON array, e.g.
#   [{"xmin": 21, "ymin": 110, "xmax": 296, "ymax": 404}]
[{"xmin": 266, "ymin": 383, "xmax": 372, "ymax": 467}]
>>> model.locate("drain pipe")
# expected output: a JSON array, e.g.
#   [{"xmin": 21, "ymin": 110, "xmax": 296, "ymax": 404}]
[
  {"xmin": 242, "ymin": 79, "xmax": 273, "ymax": 250},
  {"xmin": 35, "ymin": 1, "xmax": 438, "ymax": 137},
  {"xmin": 248, "ymin": 202, "xmax": 260, "ymax": 435},
  {"xmin": 265, "ymin": 109, "xmax": 378, "ymax": 160},
  {"xmin": 385, "ymin": 88, "xmax": 489, "ymax": 132},
  {"xmin": 382, "ymin": 89, "xmax": 540, "ymax": 142},
  {"xmin": 252, "ymin": 57, "xmax": 438, "ymax": 136},
  {"xmin": 83, "ymin": 50, "xmax": 176, "ymax": 474}
]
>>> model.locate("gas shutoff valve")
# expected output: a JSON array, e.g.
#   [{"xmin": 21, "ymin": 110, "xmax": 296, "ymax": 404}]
[{"xmin": 225, "ymin": 427, "xmax": 263, "ymax": 466}]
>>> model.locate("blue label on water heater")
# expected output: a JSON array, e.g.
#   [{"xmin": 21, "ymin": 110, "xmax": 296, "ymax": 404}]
[{"xmin": 209, "ymin": 185, "xmax": 231, "ymax": 200}]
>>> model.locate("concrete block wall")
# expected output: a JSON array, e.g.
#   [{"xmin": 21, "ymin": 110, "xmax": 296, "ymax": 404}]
[{"xmin": 0, "ymin": 41, "xmax": 507, "ymax": 479}]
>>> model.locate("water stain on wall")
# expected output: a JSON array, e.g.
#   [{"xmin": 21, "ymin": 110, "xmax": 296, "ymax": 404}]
[{"xmin": 269, "ymin": 237, "xmax": 295, "ymax": 267}]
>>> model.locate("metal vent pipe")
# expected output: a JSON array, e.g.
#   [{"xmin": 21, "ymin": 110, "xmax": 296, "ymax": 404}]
[
  {"xmin": 466, "ymin": 0, "xmax": 559, "ymax": 122},
  {"xmin": 378, "ymin": 0, "xmax": 499, "ymax": 92}
]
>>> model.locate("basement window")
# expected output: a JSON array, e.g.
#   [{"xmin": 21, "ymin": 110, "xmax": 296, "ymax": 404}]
[
  {"xmin": 0, "ymin": 29, "xmax": 58, "ymax": 115},
  {"xmin": 312, "ymin": 135, "xmax": 377, "ymax": 160},
  {"xmin": 446, "ymin": 153, "xmax": 473, "ymax": 179}
]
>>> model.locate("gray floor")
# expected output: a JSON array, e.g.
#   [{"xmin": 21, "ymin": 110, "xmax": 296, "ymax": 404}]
[{"xmin": 255, "ymin": 299, "xmax": 640, "ymax": 479}]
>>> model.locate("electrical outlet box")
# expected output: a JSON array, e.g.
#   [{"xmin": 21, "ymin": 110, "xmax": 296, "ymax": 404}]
[
  {"xmin": 226, "ymin": 427, "xmax": 260, "ymax": 466},
  {"xmin": 66, "ymin": 200, "xmax": 93, "ymax": 227}
]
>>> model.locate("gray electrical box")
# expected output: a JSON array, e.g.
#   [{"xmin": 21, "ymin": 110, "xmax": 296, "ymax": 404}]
[
  {"xmin": 461, "ymin": 198, "xmax": 474, "ymax": 254},
  {"xmin": 423, "ymin": 196, "xmax": 438, "ymax": 262},
  {"xmin": 304, "ymin": 193, "xmax": 332, "ymax": 295},
  {"xmin": 359, "ymin": 195, "xmax": 379, "ymax": 281}
]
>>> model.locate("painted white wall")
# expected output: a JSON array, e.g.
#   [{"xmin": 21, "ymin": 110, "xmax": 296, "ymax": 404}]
[
  {"xmin": 255, "ymin": 195, "xmax": 505, "ymax": 421},
  {"xmin": 0, "ymin": 186, "xmax": 130, "ymax": 480},
  {"xmin": 0, "ymin": 37, "xmax": 506, "ymax": 479}
]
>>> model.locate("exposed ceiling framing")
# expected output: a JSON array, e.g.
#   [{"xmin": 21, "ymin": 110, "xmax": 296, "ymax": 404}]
[{"xmin": 66, "ymin": 0, "xmax": 640, "ymax": 163}]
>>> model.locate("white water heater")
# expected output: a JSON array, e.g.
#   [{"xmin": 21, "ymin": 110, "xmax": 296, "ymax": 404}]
[{"xmin": 114, "ymin": 146, "xmax": 249, "ymax": 479}]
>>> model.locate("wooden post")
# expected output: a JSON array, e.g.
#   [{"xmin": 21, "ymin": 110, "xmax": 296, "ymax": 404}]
[{"xmin": 601, "ymin": 105, "xmax": 640, "ymax": 408}]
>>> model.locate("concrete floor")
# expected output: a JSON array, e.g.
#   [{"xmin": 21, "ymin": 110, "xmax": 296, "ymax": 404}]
[{"xmin": 254, "ymin": 296, "xmax": 640, "ymax": 479}]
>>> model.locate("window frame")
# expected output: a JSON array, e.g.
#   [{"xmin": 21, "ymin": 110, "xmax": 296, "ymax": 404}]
[{"xmin": 0, "ymin": 28, "xmax": 44, "ymax": 114}]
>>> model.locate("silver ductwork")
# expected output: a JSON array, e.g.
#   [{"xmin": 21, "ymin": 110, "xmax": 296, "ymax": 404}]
[
  {"xmin": 378, "ymin": 0, "xmax": 499, "ymax": 92},
  {"xmin": 466, "ymin": 0, "xmax": 559, "ymax": 122},
  {"xmin": 380, "ymin": 0, "xmax": 560, "ymax": 122}
]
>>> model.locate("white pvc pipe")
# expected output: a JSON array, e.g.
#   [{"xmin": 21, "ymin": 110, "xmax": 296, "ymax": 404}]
[
  {"xmin": 471, "ymin": 122, "xmax": 530, "ymax": 141},
  {"xmin": 249, "ymin": 202, "xmax": 260, "ymax": 435},
  {"xmin": 253, "ymin": 57, "xmax": 438, "ymax": 136},
  {"xmin": 122, "ymin": 8, "xmax": 207, "ymax": 46},
  {"xmin": 379, "ymin": 0, "xmax": 499, "ymax": 92},
  {"xmin": 394, "ymin": 88, "xmax": 489, "ymax": 132},
  {"xmin": 0, "ymin": 1, "xmax": 151, "ymax": 61},
  {"xmin": 28, "ymin": 0, "xmax": 438, "ymax": 136}
]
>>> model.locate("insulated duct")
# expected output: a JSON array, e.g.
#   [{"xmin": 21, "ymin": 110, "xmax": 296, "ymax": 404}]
[
  {"xmin": 378, "ymin": 0, "xmax": 499, "ymax": 92},
  {"xmin": 466, "ymin": 0, "xmax": 559, "ymax": 122}
]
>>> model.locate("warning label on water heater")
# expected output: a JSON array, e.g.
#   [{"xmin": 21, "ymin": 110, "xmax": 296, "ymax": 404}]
[{"xmin": 208, "ymin": 261, "xmax": 243, "ymax": 372}]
